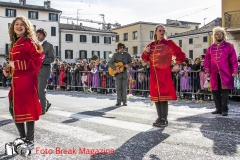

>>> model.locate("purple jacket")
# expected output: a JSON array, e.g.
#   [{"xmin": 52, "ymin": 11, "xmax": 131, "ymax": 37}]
[{"xmin": 204, "ymin": 41, "xmax": 238, "ymax": 90}]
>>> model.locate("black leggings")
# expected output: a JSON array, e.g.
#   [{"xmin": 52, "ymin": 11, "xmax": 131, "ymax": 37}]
[{"xmin": 9, "ymin": 99, "xmax": 35, "ymax": 141}]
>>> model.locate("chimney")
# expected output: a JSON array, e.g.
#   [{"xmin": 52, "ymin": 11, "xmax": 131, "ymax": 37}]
[
  {"xmin": 44, "ymin": 1, "xmax": 50, "ymax": 9},
  {"xmin": 19, "ymin": 0, "xmax": 26, "ymax": 5},
  {"xmin": 47, "ymin": 1, "xmax": 51, "ymax": 8},
  {"xmin": 44, "ymin": 1, "xmax": 47, "ymax": 9}
]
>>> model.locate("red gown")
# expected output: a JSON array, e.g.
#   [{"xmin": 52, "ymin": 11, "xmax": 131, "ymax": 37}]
[
  {"xmin": 141, "ymin": 39, "xmax": 186, "ymax": 102},
  {"xmin": 9, "ymin": 37, "xmax": 44, "ymax": 123}
]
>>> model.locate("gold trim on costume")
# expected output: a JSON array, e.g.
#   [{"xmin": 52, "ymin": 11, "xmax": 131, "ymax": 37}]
[
  {"xmin": 13, "ymin": 44, "xmax": 24, "ymax": 47},
  {"xmin": 15, "ymin": 117, "xmax": 34, "ymax": 120},
  {"xmin": 24, "ymin": 61, "xmax": 26, "ymax": 70},
  {"xmin": 214, "ymin": 43, "xmax": 224, "ymax": 88},
  {"xmin": 15, "ymin": 114, "xmax": 32, "ymax": 117},
  {"xmin": 10, "ymin": 51, "xmax": 20, "ymax": 54},
  {"xmin": 17, "ymin": 61, "xmax": 20, "ymax": 70},
  {"xmin": 153, "ymin": 43, "xmax": 161, "ymax": 101},
  {"xmin": 13, "ymin": 37, "xmax": 23, "ymax": 47},
  {"xmin": 31, "ymin": 39, "xmax": 43, "ymax": 53},
  {"xmin": 20, "ymin": 61, "xmax": 23, "ymax": 70},
  {"xmin": 151, "ymin": 96, "xmax": 174, "ymax": 102}
]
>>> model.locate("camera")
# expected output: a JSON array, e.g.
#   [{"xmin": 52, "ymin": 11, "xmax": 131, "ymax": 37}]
[
  {"xmin": 5, "ymin": 138, "xmax": 32, "ymax": 157},
  {"xmin": 5, "ymin": 142, "xmax": 16, "ymax": 155}
]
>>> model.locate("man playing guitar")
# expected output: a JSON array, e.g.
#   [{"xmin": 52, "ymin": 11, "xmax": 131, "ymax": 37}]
[{"xmin": 108, "ymin": 43, "xmax": 132, "ymax": 106}]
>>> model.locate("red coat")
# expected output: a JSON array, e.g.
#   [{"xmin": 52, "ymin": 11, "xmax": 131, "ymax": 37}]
[
  {"xmin": 9, "ymin": 37, "xmax": 44, "ymax": 123},
  {"xmin": 142, "ymin": 39, "xmax": 186, "ymax": 102},
  {"xmin": 101, "ymin": 75, "xmax": 107, "ymax": 88}
]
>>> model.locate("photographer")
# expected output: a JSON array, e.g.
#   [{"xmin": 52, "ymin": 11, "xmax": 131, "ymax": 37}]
[{"xmin": 2, "ymin": 63, "xmax": 9, "ymax": 87}]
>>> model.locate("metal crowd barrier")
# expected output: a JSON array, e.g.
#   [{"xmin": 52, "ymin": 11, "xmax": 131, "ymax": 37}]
[{"xmin": 47, "ymin": 70, "xmax": 240, "ymax": 98}]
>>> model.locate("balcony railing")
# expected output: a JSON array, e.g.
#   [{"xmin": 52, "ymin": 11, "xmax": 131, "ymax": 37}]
[{"xmin": 224, "ymin": 10, "xmax": 240, "ymax": 28}]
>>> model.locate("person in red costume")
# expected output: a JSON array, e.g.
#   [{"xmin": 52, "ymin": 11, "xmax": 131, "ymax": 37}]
[
  {"xmin": 3, "ymin": 16, "xmax": 44, "ymax": 150},
  {"xmin": 142, "ymin": 24, "xmax": 186, "ymax": 127}
]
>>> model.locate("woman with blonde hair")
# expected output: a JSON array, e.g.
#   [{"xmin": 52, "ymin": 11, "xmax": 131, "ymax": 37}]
[
  {"xmin": 4, "ymin": 16, "xmax": 44, "ymax": 152},
  {"xmin": 142, "ymin": 24, "xmax": 186, "ymax": 127}
]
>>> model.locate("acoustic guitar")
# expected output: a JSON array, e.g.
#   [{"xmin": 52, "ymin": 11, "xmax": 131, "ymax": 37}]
[{"xmin": 108, "ymin": 62, "xmax": 125, "ymax": 76}]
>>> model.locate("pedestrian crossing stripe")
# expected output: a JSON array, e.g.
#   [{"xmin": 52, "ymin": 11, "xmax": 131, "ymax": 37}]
[
  {"xmin": 37, "ymin": 119, "xmax": 115, "ymax": 142},
  {"xmin": 47, "ymin": 110, "xmax": 160, "ymax": 132},
  {"xmin": 0, "ymin": 115, "xmax": 114, "ymax": 143}
]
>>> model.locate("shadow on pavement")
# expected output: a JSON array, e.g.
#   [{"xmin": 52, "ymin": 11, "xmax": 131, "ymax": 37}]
[
  {"xmin": 0, "ymin": 119, "xmax": 13, "ymax": 128},
  {"xmin": 177, "ymin": 113, "xmax": 240, "ymax": 156},
  {"xmin": 61, "ymin": 105, "xmax": 120, "ymax": 124},
  {"xmin": 90, "ymin": 128, "xmax": 168, "ymax": 160}
]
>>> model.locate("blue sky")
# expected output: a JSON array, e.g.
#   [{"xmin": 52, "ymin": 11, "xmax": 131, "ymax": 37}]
[{"xmin": 7, "ymin": 0, "xmax": 222, "ymax": 28}]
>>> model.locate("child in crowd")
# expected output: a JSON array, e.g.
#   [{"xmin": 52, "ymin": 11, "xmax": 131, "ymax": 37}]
[
  {"xmin": 81, "ymin": 72, "xmax": 88, "ymax": 92},
  {"xmin": 91, "ymin": 63, "xmax": 100, "ymax": 91},
  {"xmin": 101, "ymin": 72, "xmax": 107, "ymax": 94},
  {"xmin": 204, "ymin": 76, "xmax": 212, "ymax": 101},
  {"xmin": 179, "ymin": 66, "xmax": 191, "ymax": 99}
]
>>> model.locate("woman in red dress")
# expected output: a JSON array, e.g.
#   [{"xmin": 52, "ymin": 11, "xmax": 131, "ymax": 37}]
[
  {"xmin": 58, "ymin": 63, "xmax": 66, "ymax": 90},
  {"xmin": 4, "ymin": 16, "xmax": 44, "ymax": 150},
  {"xmin": 142, "ymin": 24, "xmax": 186, "ymax": 127}
]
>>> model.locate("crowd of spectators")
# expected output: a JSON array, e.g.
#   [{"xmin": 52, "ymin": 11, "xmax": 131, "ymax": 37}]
[
  {"xmin": 47, "ymin": 57, "xmax": 150, "ymax": 97},
  {"xmin": 1, "ymin": 54, "xmax": 240, "ymax": 100},
  {"xmin": 175, "ymin": 54, "xmax": 240, "ymax": 101}
]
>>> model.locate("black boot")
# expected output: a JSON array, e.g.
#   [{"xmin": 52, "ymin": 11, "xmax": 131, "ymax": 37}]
[
  {"xmin": 159, "ymin": 101, "xmax": 168, "ymax": 127},
  {"xmin": 212, "ymin": 110, "xmax": 222, "ymax": 114},
  {"xmin": 153, "ymin": 117, "xmax": 161, "ymax": 127},
  {"xmin": 153, "ymin": 102, "xmax": 162, "ymax": 127}
]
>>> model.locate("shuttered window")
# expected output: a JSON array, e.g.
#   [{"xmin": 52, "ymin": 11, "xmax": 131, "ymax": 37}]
[
  {"xmin": 66, "ymin": 34, "xmax": 73, "ymax": 41},
  {"xmin": 6, "ymin": 9, "xmax": 16, "ymax": 17},
  {"xmin": 28, "ymin": 11, "xmax": 38, "ymax": 19}
]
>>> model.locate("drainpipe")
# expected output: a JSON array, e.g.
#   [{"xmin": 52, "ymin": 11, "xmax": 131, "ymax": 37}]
[
  {"xmin": 207, "ymin": 32, "xmax": 212, "ymax": 46},
  {"xmin": 59, "ymin": 11, "xmax": 62, "ymax": 60}
]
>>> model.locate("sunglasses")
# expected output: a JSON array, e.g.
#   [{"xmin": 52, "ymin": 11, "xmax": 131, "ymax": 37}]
[
  {"xmin": 120, "ymin": 46, "xmax": 125, "ymax": 48},
  {"xmin": 215, "ymin": 33, "xmax": 223, "ymax": 36}
]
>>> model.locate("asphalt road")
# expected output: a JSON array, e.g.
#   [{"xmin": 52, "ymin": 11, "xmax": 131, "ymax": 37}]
[{"xmin": 0, "ymin": 88, "xmax": 239, "ymax": 160}]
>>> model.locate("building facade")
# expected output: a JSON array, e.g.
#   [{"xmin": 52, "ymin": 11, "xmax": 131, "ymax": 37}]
[
  {"xmin": 111, "ymin": 20, "xmax": 200, "ymax": 56},
  {"xmin": 0, "ymin": 0, "xmax": 61, "ymax": 64},
  {"xmin": 168, "ymin": 18, "xmax": 222, "ymax": 60},
  {"xmin": 222, "ymin": 0, "xmax": 240, "ymax": 54},
  {"xmin": 59, "ymin": 23, "xmax": 117, "ymax": 63}
]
